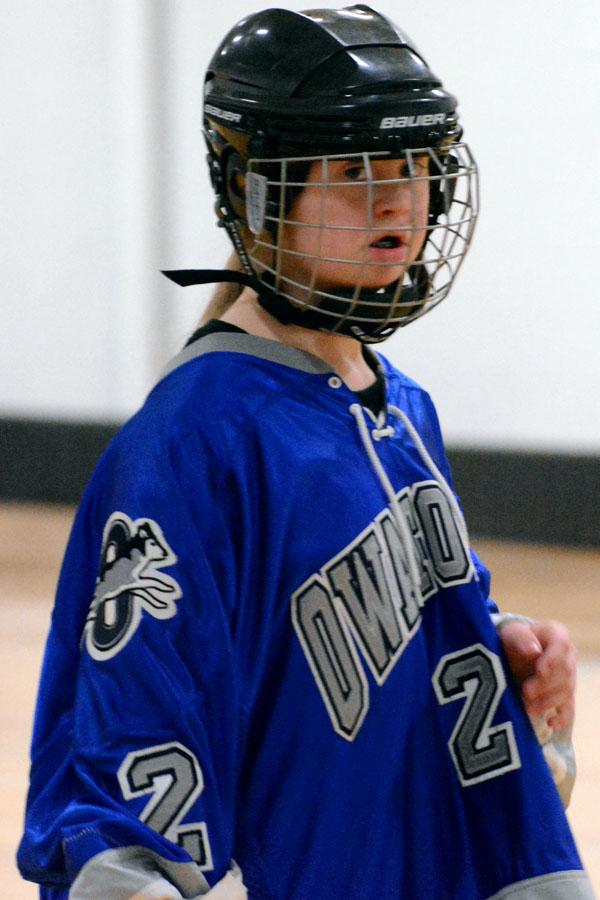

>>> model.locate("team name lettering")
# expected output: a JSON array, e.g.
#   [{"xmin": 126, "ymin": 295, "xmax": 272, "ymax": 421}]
[
  {"xmin": 291, "ymin": 480, "xmax": 474, "ymax": 741},
  {"xmin": 205, "ymin": 104, "xmax": 242, "ymax": 124},
  {"xmin": 380, "ymin": 113, "xmax": 446, "ymax": 129}
]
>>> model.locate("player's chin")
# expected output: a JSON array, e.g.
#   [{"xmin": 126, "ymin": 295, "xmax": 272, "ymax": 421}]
[
  {"xmin": 316, "ymin": 262, "xmax": 407, "ymax": 292},
  {"xmin": 355, "ymin": 264, "xmax": 408, "ymax": 290}
]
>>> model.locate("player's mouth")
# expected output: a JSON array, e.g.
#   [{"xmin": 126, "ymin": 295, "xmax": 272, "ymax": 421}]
[{"xmin": 367, "ymin": 234, "xmax": 409, "ymax": 263}]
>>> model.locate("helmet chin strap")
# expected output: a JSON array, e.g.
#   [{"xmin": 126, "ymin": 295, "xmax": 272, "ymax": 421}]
[
  {"xmin": 162, "ymin": 268, "xmax": 258, "ymax": 289},
  {"xmin": 162, "ymin": 267, "xmax": 427, "ymax": 344},
  {"xmin": 253, "ymin": 272, "xmax": 404, "ymax": 343}
]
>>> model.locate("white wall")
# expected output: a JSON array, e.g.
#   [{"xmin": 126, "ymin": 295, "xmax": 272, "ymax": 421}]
[
  {"xmin": 1, "ymin": 1, "xmax": 167, "ymax": 420},
  {"xmin": 2, "ymin": 1, "xmax": 599, "ymax": 450}
]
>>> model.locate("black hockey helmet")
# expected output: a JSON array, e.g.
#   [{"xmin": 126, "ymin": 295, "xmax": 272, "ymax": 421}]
[{"xmin": 202, "ymin": 5, "xmax": 479, "ymax": 342}]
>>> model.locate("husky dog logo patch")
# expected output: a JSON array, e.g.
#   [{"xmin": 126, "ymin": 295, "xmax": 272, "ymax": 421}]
[{"xmin": 84, "ymin": 512, "xmax": 183, "ymax": 661}]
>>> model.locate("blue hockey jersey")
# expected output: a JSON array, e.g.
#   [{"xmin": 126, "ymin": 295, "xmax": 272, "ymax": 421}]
[{"xmin": 18, "ymin": 331, "xmax": 594, "ymax": 899}]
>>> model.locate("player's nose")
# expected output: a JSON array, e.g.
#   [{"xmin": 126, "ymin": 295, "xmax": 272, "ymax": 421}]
[{"xmin": 371, "ymin": 179, "xmax": 412, "ymax": 219}]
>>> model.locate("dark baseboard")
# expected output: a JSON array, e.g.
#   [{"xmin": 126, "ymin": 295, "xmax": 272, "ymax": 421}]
[
  {"xmin": 0, "ymin": 418, "xmax": 120, "ymax": 507},
  {"xmin": 1, "ymin": 417, "xmax": 598, "ymax": 547},
  {"xmin": 446, "ymin": 448, "xmax": 599, "ymax": 548}
]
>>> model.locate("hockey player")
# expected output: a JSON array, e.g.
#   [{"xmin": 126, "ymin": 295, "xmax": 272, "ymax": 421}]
[{"xmin": 19, "ymin": 6, "xmax": 590, "ymax": 899}]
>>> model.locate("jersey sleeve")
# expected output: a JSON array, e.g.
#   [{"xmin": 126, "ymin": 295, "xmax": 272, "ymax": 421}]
[{"xmin": 17, "ymin": 418, "xmax": 245, "ymax": 897}]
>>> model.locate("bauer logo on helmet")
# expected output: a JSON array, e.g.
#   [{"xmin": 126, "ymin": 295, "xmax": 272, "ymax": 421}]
[
  {"xmin": 380, "ymin": 113, "xmax": 447, "ymax": 129},
  {"xmin": 205, "ymin": 104, "xmax": 242, "ymax": 124}
]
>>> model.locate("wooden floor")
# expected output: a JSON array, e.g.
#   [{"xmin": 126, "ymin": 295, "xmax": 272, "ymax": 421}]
[{"xmin": 2, "ymin": 503, "xmax": 600, "ymax": 897}]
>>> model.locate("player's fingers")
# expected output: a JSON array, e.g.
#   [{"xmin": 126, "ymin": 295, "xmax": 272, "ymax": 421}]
[
  {"xmin": 521, "ymin": 661, "xmax": 576, "ymax": 717},
  {"xmin": 531, "ymin": 620, "xmax": 575, "ymax": 668},
  {"xmin": 522, "ymin": 683, "xmax": 574, "ymax": 718},
  {"xmin": 522, "ymin": 656, "xmax": 576, "ymax": 695},
  {"xmin": 537, "ymin": 643, "xmax": 577, "ymax": 683},
  {"xmin": 528, "ymin": 621, "xmax": 577, "ymax": 685},
  {"xmin": 523, "ymin": 651, "xmax": 577, "ymax": 695},
  {"xmin": 498, "ymin": 620, "xmax": 543, "ymax": 683}
]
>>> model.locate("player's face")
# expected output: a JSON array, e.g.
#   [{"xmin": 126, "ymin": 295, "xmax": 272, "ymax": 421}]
[{"xmin": 279, "ymin": 155, "xmax": 430, "ymax": 293}]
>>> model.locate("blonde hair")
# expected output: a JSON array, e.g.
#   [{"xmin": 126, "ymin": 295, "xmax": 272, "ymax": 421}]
[{"xmin": 197, "ymin": 251, "xmax": 245, "ymax": 326}]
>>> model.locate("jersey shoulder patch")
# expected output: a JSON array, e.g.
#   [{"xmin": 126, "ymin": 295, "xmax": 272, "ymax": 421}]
[{"xmin": 83, "ymin": 512, "xmax": 182, "ymax": 661}]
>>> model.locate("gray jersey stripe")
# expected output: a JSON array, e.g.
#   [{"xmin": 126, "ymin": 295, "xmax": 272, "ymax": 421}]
[
  {"xmin": 158, "ymin": 332, "xmax": 333, "ymax": 386},
  {"xmin": 487, "ymin": 870, "xmax": 596, "ymax": 900}
]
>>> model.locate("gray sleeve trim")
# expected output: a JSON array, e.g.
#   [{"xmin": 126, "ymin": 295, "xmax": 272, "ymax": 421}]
[
  {"xmin": 158, "ymin": 332, "xmax": 332, "ymax": 385},
  {"xmin": 491, "ymin": 612, "xmax": 535, "ymax": 629},
  {"xmin": 487, "ymin": 870, "xmax": 596, "ymax": 899},
  {"xmin": 68, "ymin": 846, "xmax": 244, "ymax": 899}
]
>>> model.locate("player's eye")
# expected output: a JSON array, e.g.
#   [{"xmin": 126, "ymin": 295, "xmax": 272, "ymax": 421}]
[
  {"xmin": 343, "ymin": 164, "xmax": 367, "ymax": 181},
  {"xmin": 410, "ymin": 157, "xmax": 430, "ymax": 176}
]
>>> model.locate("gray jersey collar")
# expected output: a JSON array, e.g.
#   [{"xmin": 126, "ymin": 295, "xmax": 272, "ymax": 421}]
[{"xmin": 158, "ymin": 331, "xmax": 334, "ymax": 387}]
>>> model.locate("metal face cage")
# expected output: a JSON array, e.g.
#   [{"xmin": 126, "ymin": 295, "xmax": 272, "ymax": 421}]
[{"xmin": 241, "ymin": 143, "xmax": 479, "ymax": 342}]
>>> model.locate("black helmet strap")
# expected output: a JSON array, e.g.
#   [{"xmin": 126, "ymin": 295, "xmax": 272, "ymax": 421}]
[
  {"xmin": 162, "ymin": 267, "xmax": 428, "ymax": 344},
  {"xmin": 162, "ymin": 269, "xmax": 258, "ymax": 289}
]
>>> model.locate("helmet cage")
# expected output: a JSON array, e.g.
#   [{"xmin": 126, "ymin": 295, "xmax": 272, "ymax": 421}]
[{"xmin": 228, "ymin": 143, "xmax": 478, "ymax": 342}]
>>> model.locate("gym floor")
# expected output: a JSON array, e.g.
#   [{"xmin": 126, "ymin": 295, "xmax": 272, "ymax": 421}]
[{"xmin": 3, "ymin": 503, "xmax": 599, "ymax": 897}]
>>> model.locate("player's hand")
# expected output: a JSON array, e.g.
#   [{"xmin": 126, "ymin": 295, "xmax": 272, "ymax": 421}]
[{"xmin": 498, "ymin": 619, "xmax": 576, "ymax": 731}]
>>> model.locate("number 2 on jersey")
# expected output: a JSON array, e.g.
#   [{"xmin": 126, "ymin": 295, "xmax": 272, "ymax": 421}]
[
  {"xmin": 432, "ymin": 643, "xmax": 521, "ymax": 786},
  {"xmin": 118, "ymin": 741, "xmax": 213, "ymax": 870}
]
